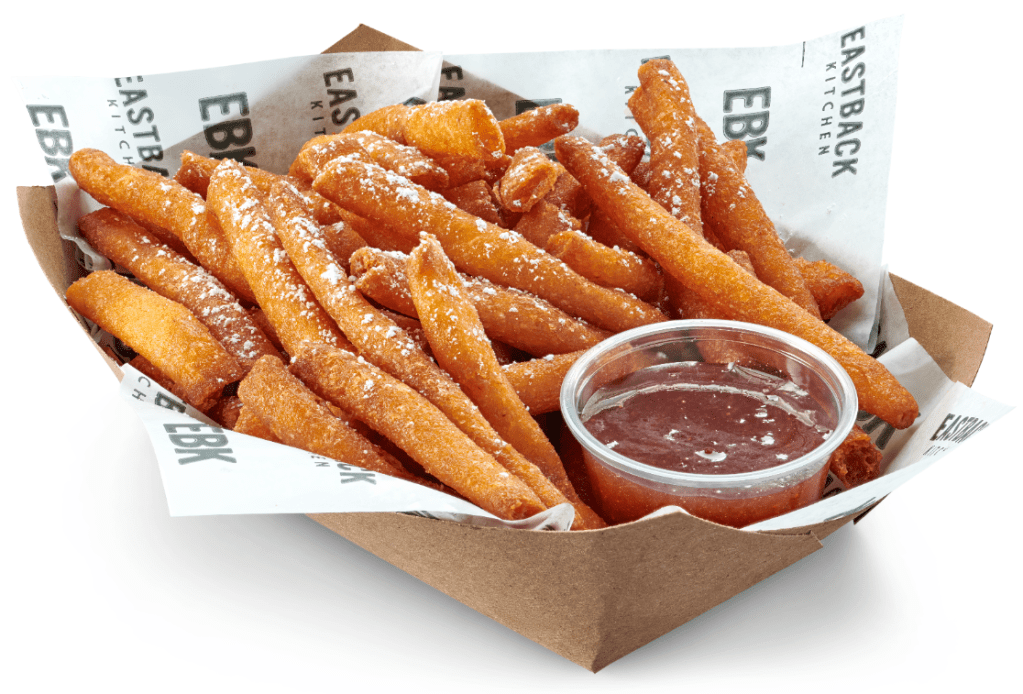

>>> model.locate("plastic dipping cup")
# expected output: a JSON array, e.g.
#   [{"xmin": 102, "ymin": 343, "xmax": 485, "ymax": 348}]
[{"xmin": 560, "ymin": 320, "xmax": 858, "ymax": 528}]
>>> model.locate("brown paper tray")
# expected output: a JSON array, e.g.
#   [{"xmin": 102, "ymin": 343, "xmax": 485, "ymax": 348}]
[{"xmin": 15, "ymin": 25, "xmax": 994, "ymax": 671}]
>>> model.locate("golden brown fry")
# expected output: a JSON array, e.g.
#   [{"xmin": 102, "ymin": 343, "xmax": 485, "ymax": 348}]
[
  {"xmin": 312, "ymin": 158, "xmax": 666, "ymax": 333},
  {"xmin": 628, "ymin": 59, "xmax": 703, "ymax": 235},
  {"xmin": 68, "ymin": 149, "xmax": 255, "ymax": 304},
  {"xmin": 349, "ymin": 245, "xmax": 611, "ymax": 356},
  {"xmin": 265, "ymin": 180, "xmax": 598, "ymax": 524},
  {"xmin": 205, "ymin": 159, "xmax": 352, "ymax": 356},
  {"xmin": 237, "ymin": 355, "xmax": 416, "ymax": 481},
  {"xmin": 545, "ymin": 228, "xmax": 664, "ymax": 304},
  {"xmin": 695, "ymin": 115, "xmax": 821, "ymax": 318},
  {"xmin": 291, "ymin": 342, "xmax": 548, "ymax": 522},
  {"xmin": 493, "ymin": 146, "xmax": 559, "ymax": 214},
  {"xmin": 406, "ymin": 235, "xmax": 604, "ymax": 529},
  {"xmin": 351, "ymin": 130, "xmax": 450, "ymax": 189},
  {"xmin": 78, "ymin": 207, "xmax": 280, "ymax": 370},
  {"xmin": 597, "ymin": 134, "xmax": 646, "ymax": 176},
  {"xmin": 208, "ymin": 395, "xmax": 243, "ymax": 430},
  {"xmin": 584, "ymin": 206, "xmax": 644, "ymax": 255},
  {"xmin": 828, "ymin": 424, "xmax": 883, "ymax": 487},
  {"xmin": 499, "ymin": 103, "xmax": 579, "ymax": 153},
  {"xmin": 794, "ymin": 257, "xmax": 865, "ymax": 321},
  {"xmin": 233, "ymin": 405, "xmax": 281, "ymax": 442},
  {"xmin": 441, "ymin": 179, "xmax": 502, "ymax": 226},
  {"xmin": 342, "ymin": 103, "xmax": 412, "ymax": 142},
  {"xmin": 401, "ymin": 100, "xmax": 506, "ymax": 187},
  {"xmin": 721, "ymin": 139, "xmax": 748, "ymax": 173},
  {"xmin": 288, "ymin": 133, "xmax": 372, "ymax": 183},
  {"xmin": 503, "ymin": 350, "xmax": 586, "ymax": 416},
  {"xmin": 514, "ymin": 199, "xmax": 581, "ymax": 248},
  {"xmin": 554, "ymin": 134, "xmax": 918, "ymax": 429},
  {"xmin": 66, "ymin": 270, "xmax": 243, "ymax": 411}
]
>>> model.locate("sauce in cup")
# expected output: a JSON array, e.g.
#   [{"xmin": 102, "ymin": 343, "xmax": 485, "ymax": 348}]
[{"xmin": 561, "ymin": 320, "xmax": 857, "ymax": 528}]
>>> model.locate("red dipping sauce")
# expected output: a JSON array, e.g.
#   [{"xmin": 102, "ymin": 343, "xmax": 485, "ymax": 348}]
[
  {"xmin": 582, "ymin": 362, "xmax": 832, "ymax": 476},
  {"xmin": 560, "ymin": 321, "xmax": 858, "ymax": 528}
]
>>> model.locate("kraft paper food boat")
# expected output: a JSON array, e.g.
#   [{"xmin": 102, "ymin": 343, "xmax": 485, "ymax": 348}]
[{"xmin": 15, "ymin": 22, "xmax": 1005, "ymax": 671}]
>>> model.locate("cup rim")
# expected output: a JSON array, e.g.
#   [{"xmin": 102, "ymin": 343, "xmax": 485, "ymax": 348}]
[{"xmin": 559, "ymin": 319, "xmax": 859, "ymax": 489}]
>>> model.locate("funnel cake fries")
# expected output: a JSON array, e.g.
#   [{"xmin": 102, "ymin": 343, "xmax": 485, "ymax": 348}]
[
  {"xmin": 312, "ymin": 158, "xmax": 666, "ymax": 333},
  {"xmin": 291, "ymin": 343, "xmax": 547, "ymax": 522},
  {"xmin": 266, "ymin": 183, "xmax": 602, "ymax": 528},
  {"xmin": 498, "ymin": 103, "xmax": 579, "ymax": 154},
  {"xmin": 237, "ymin": 355, "xmax": 417, "ymax": 482},
  {"xmin": 694, "ymin": 116, "xmax": 821, "ymax": 318},
  {"xmin": 406, "ymin": 235, "xmax": 605, "ymax": 529},
  {"xmin": 348, "ymin": 246, "xmax": 611, "ymax": 356},
  {"xmin": 628, "ymin": 59, "xmax": 703, "ymax": 236},
  {"xmin": 68, "ymin": 149, "xmax": 255, "ymax": 304},
  {"xmin": 503, "ymin": 350, "xmax": 587, "ymax": 416},
  {"xmin": 77, "ymin": 208, "xmax": 281, "ymax": 371},
  {"xmin": 66, "ymin": 270, "xmax": 243, "ymax": 411},
  {"xmin": 206, "ymin": 160, "xmax": 351, "ymax": 357},
  {"xmin": 554, "ymin": 134, "xmax": 918, "ymax": 429}
]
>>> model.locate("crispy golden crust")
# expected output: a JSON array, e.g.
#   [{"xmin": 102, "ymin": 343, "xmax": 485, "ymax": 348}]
[
  {"xmin": 794, "ymin": 257, "xmax": 865, "ymax": 321},
  {"xmin": 514, "ymin": 199, "xmax": 581, "ymax": 249},
  {"xmin": 441, "ymin": 179, "xmax": 502, "ymax": 226},
  {"xmin": 349, "ymin": 246, "xmax": 611, "ymax": 357},
  {"xmin": 68, "ymin": 149, "xmax": 255, "ymax": 304},
  {"xmin": 828, "ymin": 424, "xmax": 883, "ymax": 487},
  {"xmin": 502, "ymin": 350, "xmax": 586, "ymax": 416},
  {"xmin": 291, "ymin": 343, "xmax": 548, "ymax": 522},
  {"xmin": 554, "ymin": 134, "xmax": 918, "ymax": 429},
  {"xmin": 694, "ymin": 116, "xmax": 821, "ymax": 318},
  {"xmin": 494, "ymin": 147, "xmax": 559, "ymax": 214},
  {"xmin": 545, "ymin": 228, "xmax": 664, "ymax": 304},
  {"xmin": 628, "ymin": 60, "xmax": 703, "ymax": 235},
  {"xmin": 407, "ymin": 235, "xmax": 604, "ymax": 529},
  {"xmin": 312, "ymin": 158, "xmax": 666, "ymax": 333},
  {"xmin": 206, "ymin": 160, "xmax": 352, "ymax": 356},
  {"xmin": 78, "ymin": 208, "xmax": 281, "ymax": 370},
  {"xmin": 66, "ymin": 270, "xmax": 243, "ymax": 411},
  {"xmin": 342, "ymin": 103, "xmax": 412, "ymax": 143},
  {"xmin": 237, "ymin": 355, "xmax": 414, "ymax": 480},
  {"xmin": 499, "ymin": 103, "xmax": 579, "ymax": 154}
]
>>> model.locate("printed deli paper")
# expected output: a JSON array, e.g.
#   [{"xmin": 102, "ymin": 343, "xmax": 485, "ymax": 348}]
[
  {"xmin": 18, "ymin": 51, "xmax": 443, "ymax": 269},
  {"xmin": 19, "ymin": 17, "xmax": 1012, "ymax": 531}
]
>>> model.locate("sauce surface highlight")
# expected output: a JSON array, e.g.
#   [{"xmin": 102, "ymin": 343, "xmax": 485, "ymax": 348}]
[{"xmin": 581, "ymin": 361, "xmax": 832, "ymax": 475}]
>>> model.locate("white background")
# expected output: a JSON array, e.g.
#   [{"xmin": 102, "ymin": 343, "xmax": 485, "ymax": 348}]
[{"xmin": 2, "ymin": 2, "xmax": 1019, "ymax": 691}]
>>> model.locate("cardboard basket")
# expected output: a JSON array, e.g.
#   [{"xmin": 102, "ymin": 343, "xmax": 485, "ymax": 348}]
[{"xmin": 15, "ymin": 25, "xmax": 994, "ymax": 671}]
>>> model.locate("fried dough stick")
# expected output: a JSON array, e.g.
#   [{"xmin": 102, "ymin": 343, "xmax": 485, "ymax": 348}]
[
  {"xmin": 349, "ymin": 246, "xmax": 611, "ymax": 356},
  {"xmin": 828, "ymin": 424, "xmax": 883, "ymax": 487},
  {"xmin": 68, "ymin": 149, "xmax": 255, "ymax": 304},
  {"xmin": 264, "ymin": 181, "xmax": 598, "ymax": 527},
  {"xmin": 206, "ymin": 159, "xmax": 351, "ymax": 356},
  {"xmin": 554, "ymin": 135, "xmax": 918, "ymax": 429},
  {"xmin": 628, "ymin": 59, "xmax": 703, "ymax": 235},
  {"xmin": 238, "ymin": 355, "xmax": 418, "ymax": 482},
  {"xmin": 407, "ymin": 235, "xmax": 605, "ymax": 530},
  {"xmin": 66, "ymin": 270, "xmax": 244, "ymax": 411},
  {"xmin": 695, "ymin": 116, "xmax": 821, "ymax": 318},
  {"xmin": 78, "ymin": 208, "xmax": 281, "ymax": 370},
  {"xmin": 499, "ymin": 103, "xmax": 579, "ymax": 154},
  {"xmin": 493, "ymin": 146, "xmax": 559, "ymax": 214},
  {"xmin": 313, "ymin": 159, "xmax": 666, "ymax": 332},
  {"xmin": 545, "ymin": 228, "xmax": 664, "ymax": 303},
  {"xmin": 503, "ymin": 350, "xmax": 586, "ymax": 416},
  {"xmin": 175, "ymin": 151, "xmax": 369, "ymax": 272},
  {"xmin": 291, "ymin": 343, "xmax": 547, "ymax": 522},
  {"xmin": 794, "ymin": 257, "xmax": 865, "ymax": 321}
]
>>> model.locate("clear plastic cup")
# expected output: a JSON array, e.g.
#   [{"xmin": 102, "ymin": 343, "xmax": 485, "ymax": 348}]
[{"xmin": 560, "ymin": 320, "xmax": 858, "ymax": 528}]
